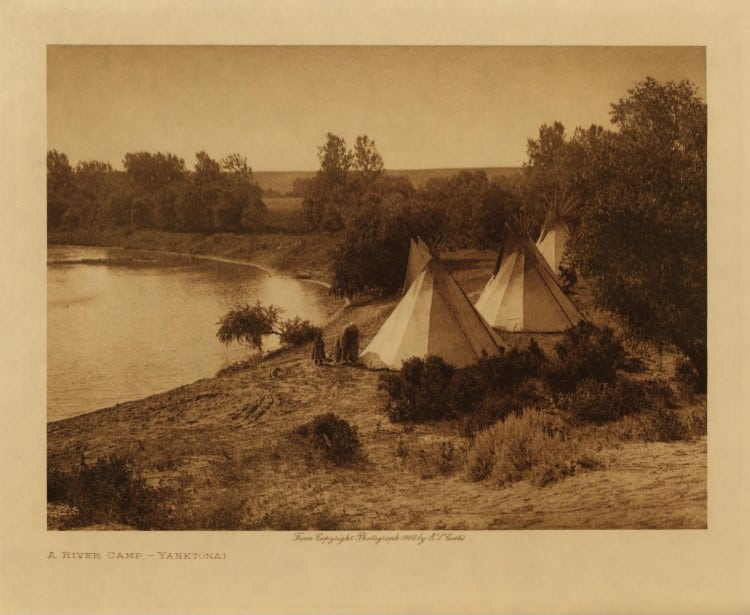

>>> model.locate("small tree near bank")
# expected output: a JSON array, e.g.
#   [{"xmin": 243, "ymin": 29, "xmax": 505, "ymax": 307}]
[{"xmin": 216, "ymin": 302, "xmax": 321, "ymax": 353}]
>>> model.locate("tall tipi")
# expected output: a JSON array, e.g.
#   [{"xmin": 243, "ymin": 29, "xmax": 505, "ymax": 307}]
[
  {"xmin": 361, "ymin": 258, "xmax": 500, "ymax": 369},
  {"xmin": 402, "ymin": 237, "xmax": 433, "ymax": 294},
  {"xmin": 536, "ymin": 209, "xmax": 571, "ymax": 274},
  {"xmin": 475, "ymin": 233, "xmax": 584, "ymax": 332}
]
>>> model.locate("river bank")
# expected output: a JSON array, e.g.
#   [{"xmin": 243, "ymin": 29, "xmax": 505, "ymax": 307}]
[{"xmin": 48, "ymin": 228, "xmax": 339, "ymax": 285}]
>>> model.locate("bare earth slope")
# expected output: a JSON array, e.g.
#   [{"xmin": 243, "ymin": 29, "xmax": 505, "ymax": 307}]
[{"xmin": 48, "ymin": 296, "xmax": 706, "ymax": 530}]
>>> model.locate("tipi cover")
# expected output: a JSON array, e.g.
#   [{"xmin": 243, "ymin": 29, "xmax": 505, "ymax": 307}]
[
  {"xmin": 402, "ymin": 237, "xmax": 433, "ymax": 294},
  {"xmin": 475, "ymin": 235, "xmax": 584, "ymax": 332},
  {"xmin": 536, "ymin": 210, "xmax": 571, "ymax": 274},
  {"xmin": 361, "ymin": 258, "xmax": 500, "ymax": 369}
]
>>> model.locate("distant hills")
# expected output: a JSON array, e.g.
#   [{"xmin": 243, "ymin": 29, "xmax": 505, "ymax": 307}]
[{"xmin": 253, "ymin": 167, "xmax": 522, "ymax": 195}]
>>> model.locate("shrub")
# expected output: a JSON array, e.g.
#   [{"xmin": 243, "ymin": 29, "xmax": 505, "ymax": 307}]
[
  {"xmin": 458, "ymin": 383, "xmax": 540, "ymax": 439},
  {"xmin": 466, "ymin": 409, "xmax": 577, "ymax": 486},
  {"xmin": 379, "ymin": 356, "xmax": 456, "ymax": 422},
  {"xmin": 47, "ymin": 454, "xmax": 169, "ymax": 529},
  {"xmin": 559, "ymin": 378, "xmax": 674, "ymax": 424},
  {"xmin": 47, "ymin": 468, "xmax": 72, "ymax": 503},
  {"xmin": 543, "ymin": 322, "xmax": 625, "ymax": 392},
  {"xmin": 381, "ymin": 347, "xmax": 545, "ymax": 425},
  {"xmin": 296, "ymin": 413, "xmax": 362, "ymax": 465},
  {"xmin": 278, "ymin": 317, "xmax": 322, "ymax": 347},
  {"xmin": 675, "ymin": 354, "xmax": 703, "ymax": 393},
  {"xmin": 471, "ymin": 340, "xmax": 545, "ymax": 390},
  {"xmin": 411, "ymin": 440, "xmax": 463, "ymax": 479}
]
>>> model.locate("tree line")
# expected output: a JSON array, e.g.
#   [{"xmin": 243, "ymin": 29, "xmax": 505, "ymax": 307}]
[{"xmin": 47, "ymin": 150, "xmax": 267, "ymax": 234}]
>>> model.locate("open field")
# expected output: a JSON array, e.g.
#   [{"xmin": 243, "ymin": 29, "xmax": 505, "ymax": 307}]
[
  {"xmin": 47, "ymin": 245, "xmax": 706, "ymax": 530},
  {"xmin": 254, "ymin": 167, "xmax": 521, "ymax": 195}
]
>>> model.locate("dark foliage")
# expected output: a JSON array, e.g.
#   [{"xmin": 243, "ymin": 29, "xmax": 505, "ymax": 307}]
[
  {"xmin": 558, "ymin": 378, "xmax": 674, "ymax": 424},
  {"xmin": 47, "ymin": 455, "xmax": 168, "ymax": 529},
  {"xmin": 379, "ymin": 356, "xmax": 457, "ymax": 422},
  {"xmin": 216, "ymin": 302, "xmax": 282, "ymax": 352},
  {"xmin": 296, "ymin": 413, "xmax": 363, "ymax": 465},
  {"xmin": 380, "ymin": 343, "xmax": 545, "ymax": 425},
  {"xmin": 278, "ymin": 317, "xmax": 322, "ymax": 348},
  {"xmin": 543, "ymin": 322, "xmax": 625, "ymax": 392},
  {"xmin": 47, "ymin": 150, "xmax": 267, "ymax": 235}
]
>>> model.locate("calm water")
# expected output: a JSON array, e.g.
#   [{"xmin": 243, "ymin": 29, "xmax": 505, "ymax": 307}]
[{"xmin": 47, "ymin": 245, "xmax": 334, "ymax": 422}]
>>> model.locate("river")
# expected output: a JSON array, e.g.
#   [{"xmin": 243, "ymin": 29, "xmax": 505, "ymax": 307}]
[{"xmin": 47, "ymin": 245, "xmax": 335, "ymax": 422}]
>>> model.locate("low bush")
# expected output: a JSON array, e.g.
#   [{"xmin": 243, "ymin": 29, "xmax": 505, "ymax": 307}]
[
  {"xmin": 543, "ymin": 322, "xmax": 626, "ymax": 392},
  {"xmin": 466, "ymin": 409, "xmax": 577, "ymax": 486},
  {"xmin": 278, "ymin": 317, "xmax": 322, "ymax": 348},
  {"xmin": 458, "ymin": 383, "xmax": 540, "ymax": 439},
  {"xmin": 379, "ymin": 356, "xmax": 456, "ymax": 422},
  {"xmin": 409, "ymin": 440, "xmax": 463, "ymax": 480},
  {"xmin": 296, "ymin": 413, "xmax": 363, "ymax": 465},
  {"xmin": 380, "ymin": 344, "xmax": 545, "ymax": 425},
  {"xmin": 559, "ymin": 378, "xmax": 674, "ymax": 424},
  {"xmin": 47, "ymin": 454, "xmax": 169, "ymax": 529}
]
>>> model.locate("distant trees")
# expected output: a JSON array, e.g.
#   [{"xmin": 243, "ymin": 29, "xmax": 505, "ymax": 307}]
[
  {"xmin": 46, "ymin": 149, "xmax": 267, "ymax": 235},
  {"xmin": 302, "ymin": 133, "xmax": 386, "ymax": 231},
  {"xmin": 47, "ymin": 150, "xmax": 75, "ymax": 229}
]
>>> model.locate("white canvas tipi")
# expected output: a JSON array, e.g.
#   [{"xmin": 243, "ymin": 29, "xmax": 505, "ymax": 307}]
[
  {"xmin": 536, "ymin": 209, "xmax": 571, "ymax": 274},
  {"xmin": 475, "ymin": 234, "xmax": 584, "ymax": 332},
  {"xmin": 402, "ymin": 237, "xmax": 433, "ymax": 294},
  {"xmin": 361, "ymin": 258, "xmax": 500, "ymax": 369}
]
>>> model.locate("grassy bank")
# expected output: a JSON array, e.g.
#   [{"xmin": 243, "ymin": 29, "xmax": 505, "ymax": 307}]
[
  {"xmin": 48, "ymin": 227, "xmax": 339, "ymax": 284},
  {"xmin": 47, "ymin": 249, "xmax": 706, "ymax": 530}
]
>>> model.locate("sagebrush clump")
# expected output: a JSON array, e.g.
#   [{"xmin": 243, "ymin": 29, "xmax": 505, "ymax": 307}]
[
  {"xmin": 296, "ymin": 413, "xmax": 363, "ymax": 465},
  {"xmin": 466, "ymin": 409, "xmax": 578, "ymax": 487}
]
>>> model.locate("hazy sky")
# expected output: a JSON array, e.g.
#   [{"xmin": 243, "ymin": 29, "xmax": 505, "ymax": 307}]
[{"xmin": 48, "ymin": 46, "xmax": 705, "ymax": 171}]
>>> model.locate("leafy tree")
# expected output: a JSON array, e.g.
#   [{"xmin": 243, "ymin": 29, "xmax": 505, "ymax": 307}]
[
  {"xmin": 575, "ymin": 78, "xmax": 707, "ymax": 390},
  {"xmin": 303, "ymin": 133, "xmax": 387, "ymax": 231},
  {"xmin": 350, "ymin": 134, "xmax": 384, "ymax": 196},
  {"xmin": 317, "ymin": 132, "xmax": 352, "ymax": 187},
  {"xmin": 220, "ymin": 153, "xmax": 267, "ymax": 233},
  {"xmin": 123, "ymin": 151, "xmax": 186, "ymax": 229},
  {"xmin": 216, "ymin": 302, "xmax": 320, "ymax": 352},
  {"xmin": 522, "ymin": 122, "xmax": 586, "ymax": 235},
  {"xmin": 330, "ymin": 201, "xmax": 418, "ymax": 298},
  {"xmin": 216, "ymin": 302, "xmax": 283, "ymax": 352},
  {"xmin": 47, "ymin": 150, "xmax": 75, "ymax": 228}
]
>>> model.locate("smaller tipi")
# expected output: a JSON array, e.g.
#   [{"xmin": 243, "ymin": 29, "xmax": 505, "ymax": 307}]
[
  {"xmin": 402, "ymin": 237, "xmax": 433, "ymax": 294},
  {"xmin": 475, "ymin": 232, "xmax": 584, "ymax": 332},
  {"xmin": 536, "ymin": 209, "xmax": 572, "ymax": 275},
  {"xmin": 361, "ymin": 257, "xmax": 500, "ymax": 369}
]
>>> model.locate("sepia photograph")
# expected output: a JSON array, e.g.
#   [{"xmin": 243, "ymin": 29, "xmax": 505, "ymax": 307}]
[
  {"xmin": 45, "ymin": 44, "xmax": 708, "ymax": 532},
  {"xmin": 4, "ymin": 1, "xmax": 750, "ymax": 612}
]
